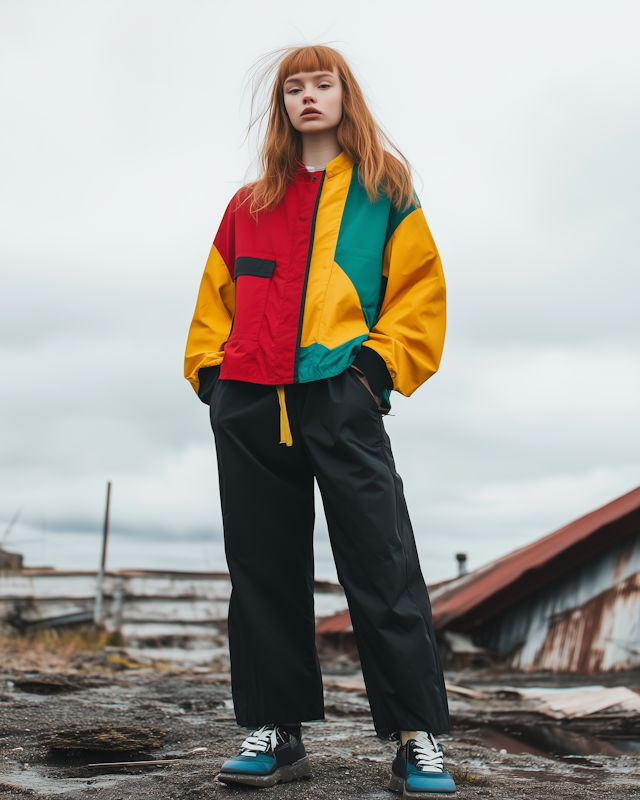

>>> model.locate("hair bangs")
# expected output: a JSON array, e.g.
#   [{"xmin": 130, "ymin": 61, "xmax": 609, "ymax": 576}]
[{"xmin": 277, "ymin": 46, "xmax": 340, "ymax": 85}]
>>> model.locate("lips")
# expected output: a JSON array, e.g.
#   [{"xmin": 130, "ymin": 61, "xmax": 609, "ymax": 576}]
[{"xmin": 301, "ymin": 108, "xmax": 320, "ymax": 117}]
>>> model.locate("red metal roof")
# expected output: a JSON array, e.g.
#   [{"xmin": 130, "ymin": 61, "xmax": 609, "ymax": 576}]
[
  {"xmin": 314, "ymin": 485, "xmax": 640, "ymax": 636},
  {"xmin": 430, "ymin": 484, "xmax": 640, "ymax": 631},
  {"xmin": 316, "ymin": 608, "xmax": 352, "ymax": 635}
]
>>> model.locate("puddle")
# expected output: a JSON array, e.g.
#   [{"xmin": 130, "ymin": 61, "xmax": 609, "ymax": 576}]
[
  {"xmin": 604, "ymin": 739, "xmax": 640, "ymax": 754},
  {"xmin": 2, "ymin": 750, "xmax": 203, "ymax": 793},
  {"xmin": 478, "ymin": 726, "xmax": 550, "ymax": 758},
  {"xmin": 478, "ymin": 724, "xmax": 640, "ymax": 758},
  {"xmin": 0, "ymin": 765, "xmax": 128, "ymax": 795},
  {"xmin": 496, "ymin": 768, "xmax": 596, "ymax": 784}
]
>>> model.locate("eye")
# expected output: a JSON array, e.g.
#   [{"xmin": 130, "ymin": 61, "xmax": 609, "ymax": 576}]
[
  {"xmin": 319, "ymin": 82, "xmax": 331, "ymax": 89},
  {"xmin": 287, "ymin": 87, "xmax": 302, "ymax": 95}
]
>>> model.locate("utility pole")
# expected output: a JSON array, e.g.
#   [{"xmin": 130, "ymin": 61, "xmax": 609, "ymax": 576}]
[
  {"xmin": 1, "ymin": 507, "xmax": 22, "ymax": 545},
  {"xmin": 93, "ymin": 482, "xmax": 111, "ymax": 625}
]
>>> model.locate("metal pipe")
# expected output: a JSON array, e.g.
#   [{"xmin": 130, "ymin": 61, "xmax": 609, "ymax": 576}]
[
  {"xmin": 456, "ymin": 552, "xmax": 468, "ymax": 577},
  {"xmin": 93, "ymin": 482, "xmax": 111, "ymax": 625}
]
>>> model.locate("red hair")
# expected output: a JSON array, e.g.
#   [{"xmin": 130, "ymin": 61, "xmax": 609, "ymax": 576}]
[{"xmin": 245, "ymin": 45, "xmax": 416, "ymax": 215}]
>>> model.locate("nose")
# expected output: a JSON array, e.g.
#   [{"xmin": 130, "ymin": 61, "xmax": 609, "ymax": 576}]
[{"xmin": 303, "ymin": 88, "xmax": 316, "ymax": 104}]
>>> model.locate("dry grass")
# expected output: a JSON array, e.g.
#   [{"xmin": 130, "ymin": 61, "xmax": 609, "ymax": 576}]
[
  {"xmin": 0, "ymin": 627, "xmax": 123, "ymax": 673},
  {"xmin": 448, "ymin": 765, "xmax": 491, "ymax": 786}
]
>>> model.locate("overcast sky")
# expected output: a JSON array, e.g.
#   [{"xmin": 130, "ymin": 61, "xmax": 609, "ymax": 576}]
[{"xmin": 1, "ymin": 0, "xmax": 639, "ymax": 583}]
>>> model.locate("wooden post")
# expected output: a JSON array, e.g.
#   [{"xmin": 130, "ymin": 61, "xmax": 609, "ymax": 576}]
[{"xmin": 93, "ymin": 482, "xmax": 111, "ymax": 625}]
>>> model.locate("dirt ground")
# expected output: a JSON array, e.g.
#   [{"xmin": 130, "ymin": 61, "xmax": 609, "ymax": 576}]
[{"xmin": 2, "ymin": 648, "xmax": 640, "ymax": 799}]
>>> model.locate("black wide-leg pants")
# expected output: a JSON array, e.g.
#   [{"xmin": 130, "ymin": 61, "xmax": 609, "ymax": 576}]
[{"xmin": 209, "ymin": 368, "xmax": 450, "ymax": 739}]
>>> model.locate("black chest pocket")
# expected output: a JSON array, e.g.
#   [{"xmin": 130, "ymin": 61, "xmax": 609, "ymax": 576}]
[{"xmin": 230, "ymin": 257, "xmax": 276, "ymax": 341}]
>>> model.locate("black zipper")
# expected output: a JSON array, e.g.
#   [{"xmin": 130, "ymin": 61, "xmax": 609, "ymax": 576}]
[{"xmin": 293, "ymin": 172, "xmax": 325, "ymax": 383}]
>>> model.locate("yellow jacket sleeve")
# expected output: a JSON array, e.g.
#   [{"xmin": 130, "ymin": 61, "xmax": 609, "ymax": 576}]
[
  {"xmin": 363, "ymin": 208, "xmax": 446, "ymax": 397},
  {"xmin": 184, "ymin": 243, "xmax": 236, "ymax": 397}
]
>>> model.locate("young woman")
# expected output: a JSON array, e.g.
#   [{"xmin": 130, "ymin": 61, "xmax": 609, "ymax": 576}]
[{"xmin": 185, "ymin": 45, "xmax": 454, "ymax": 798}]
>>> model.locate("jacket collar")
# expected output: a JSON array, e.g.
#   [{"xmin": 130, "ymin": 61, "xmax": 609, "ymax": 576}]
[
  {"xmin": 325, "ymin": 151, "xmax": 353, "ymax": 179},
  {"xmin": 295, "ymin": 151, "xmax": 353, "ymax": 183}
]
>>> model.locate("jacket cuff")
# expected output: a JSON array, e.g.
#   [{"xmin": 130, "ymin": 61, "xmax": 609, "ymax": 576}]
[
  {"xmin": 197, "ymin": 365, "xmax": 221, "ymax": 405},
  {"xmin": 353, "ymin": 347, "xmax": 393, "ymax": 397}
]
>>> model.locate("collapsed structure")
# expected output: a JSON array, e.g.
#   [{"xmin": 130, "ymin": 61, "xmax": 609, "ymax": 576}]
[{"xmin": 317, "ymin": 486, "xmax": 640, "ymax": 673}]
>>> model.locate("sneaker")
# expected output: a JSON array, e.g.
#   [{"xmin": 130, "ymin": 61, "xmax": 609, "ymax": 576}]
[
  {"xmin": 217, "ymin": 724, "xmax": 311, "ymax": 787},
  {"xmin": 388, "ymin": 732, "xmax": 457, "ymax": 798}
]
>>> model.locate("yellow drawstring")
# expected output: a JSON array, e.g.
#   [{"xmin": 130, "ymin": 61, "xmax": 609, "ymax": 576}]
[{"xmin": 276, "ymin": 385, "xmax": 293, "ymax": 447}]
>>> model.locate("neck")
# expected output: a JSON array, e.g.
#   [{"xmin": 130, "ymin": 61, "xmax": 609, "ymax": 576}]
[{"xmin": 300, "ymin": 128, "xmax": 341, "ymax": 167}]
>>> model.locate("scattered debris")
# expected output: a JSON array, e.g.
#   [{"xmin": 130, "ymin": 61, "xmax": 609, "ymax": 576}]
[
  {"xmin": 40, "ymin": 726, "xmax": 167, "ymax": 751},
  {"xmin": 13, "ymin": 676, "xmax": 98, "ymax": 694},
  {"xmin": 87, "ymin": 748, "xmax": 208, "ymax": 770},
  {"xmin": 1, "ymin": 663, "xmax": 640, "ymax": 798},
  {"xmin": 445, "ymin": 683, "xmax": 487, "ymax": 700},
  {"xmin": 86, "ymin": 758, "xmax": 181, "ymax": 769},
  {"xmin": 505, "ymin": 685, "xmax": 640, "ymax": 718},
  {"xmin": 322, "ymin": 677, "xmax": 366, "ymax": 693}
]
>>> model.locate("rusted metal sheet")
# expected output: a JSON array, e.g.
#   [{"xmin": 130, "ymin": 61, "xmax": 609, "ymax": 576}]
[
  {"xmin": 470, "ymin": 529, "xmax": 640, "ymax": 672},
  {"xmin": 521, "ymin": 572, "xmax": 640, "ymax": 672}
]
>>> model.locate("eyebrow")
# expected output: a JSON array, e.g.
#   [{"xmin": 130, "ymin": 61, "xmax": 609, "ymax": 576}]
[{"xmin": 284, "ymin": 72, "xmax": 335, "ymax": 86}]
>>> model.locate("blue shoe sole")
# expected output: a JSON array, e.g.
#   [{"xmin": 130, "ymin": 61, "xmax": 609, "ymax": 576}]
[
  {"xmin": 217, "ymin": 755, "xmax": 311, "ymax": 787},
  {"xmin": 388, "ymin": 772, "xmax": 457, "ymax": 799}
]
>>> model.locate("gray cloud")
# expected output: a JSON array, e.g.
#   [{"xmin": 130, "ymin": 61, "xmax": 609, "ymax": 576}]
[{"xmin": 1, "ymin": 0, "xmax": 639, "ymax": 582}]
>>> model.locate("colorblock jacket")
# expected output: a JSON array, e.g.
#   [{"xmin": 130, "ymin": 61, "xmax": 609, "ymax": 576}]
[{"xmin": 185, "ymin": 152, "xmax": 446, "ymax": 406}]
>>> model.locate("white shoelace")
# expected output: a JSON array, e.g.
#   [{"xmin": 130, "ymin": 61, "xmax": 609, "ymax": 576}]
[
  {"xmin": 411, "ymin": 732, "xmax": 445, "ymax": 773},
  {"xmin": 238, "ymin": 725, "xmax": 279, "ymax": 758}
]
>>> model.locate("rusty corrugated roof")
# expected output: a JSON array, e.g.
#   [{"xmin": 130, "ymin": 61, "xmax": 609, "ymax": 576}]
[{"xmin": 430, "ymin": 485, "xmax": 640, "ymax": 631}]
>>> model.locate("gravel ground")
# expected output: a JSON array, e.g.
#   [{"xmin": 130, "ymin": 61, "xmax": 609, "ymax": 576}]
[{"xmin": 2, "ymin": 665, "xmax": 640, "ymax": 799}]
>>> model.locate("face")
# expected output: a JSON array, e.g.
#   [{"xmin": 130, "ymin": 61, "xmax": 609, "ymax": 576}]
[{"xmin": 283, "ymin": 68, "xmax": 343, "ymax": 134}]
